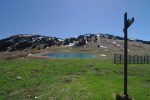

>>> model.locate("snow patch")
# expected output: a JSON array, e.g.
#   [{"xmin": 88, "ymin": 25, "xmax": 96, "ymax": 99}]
[
  {"xmin": 28, "ymin": 53, "xmax": 32, "ymax": 56},
  {"xmin": 58, "ymin": 39, "xmax": 64, "ymax": 41},
  {"xmin": 100, "ymin": 54, "xmax": 107, "ymax": 57},
  {"xmin": 100, "ymin": 45, "xmax": 108, "ymax": 48},
  {"xmin": 62, "ymin": 43, "xmax": 74, "ymax": 47},
  {"xmin": 68, "ymin": 43, "xmax": 74, "ymax": 46},
  {"xmin": 112, "ymin": 42, "xmax": 121, "ymax": 47}
]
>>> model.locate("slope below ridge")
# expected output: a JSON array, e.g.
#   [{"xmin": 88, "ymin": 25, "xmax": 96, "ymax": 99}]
[{"xmin": 0, "ymin": 33, "xmax": 150, "ymax": 56}]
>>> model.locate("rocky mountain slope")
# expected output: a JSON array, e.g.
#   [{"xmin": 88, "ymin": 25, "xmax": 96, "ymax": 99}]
[
  {"xmin": 0, "ymin": 34, "xmax": 63, "ymax": 52},
  {"xmin": 0, "ymin": 33, "xmax": 150, "ymax": 54}
]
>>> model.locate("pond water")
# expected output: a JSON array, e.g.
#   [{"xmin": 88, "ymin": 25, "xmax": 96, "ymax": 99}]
[{"xmin": 43, "ymin": 52, "xmax": 96, "ymax": 58}]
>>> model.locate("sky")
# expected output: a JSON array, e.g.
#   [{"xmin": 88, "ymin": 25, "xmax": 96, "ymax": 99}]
[{"xmin": 0, "ymin": 0, "xmax": 150, "ymax": 40}]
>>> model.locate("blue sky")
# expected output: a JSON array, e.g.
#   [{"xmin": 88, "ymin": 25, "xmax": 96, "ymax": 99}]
[{"xmin": 0, "ymin": 0, "xmax": 150, "ymax": 40}]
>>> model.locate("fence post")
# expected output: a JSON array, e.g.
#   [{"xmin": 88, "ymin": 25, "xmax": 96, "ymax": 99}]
[
  {"xmin": 143, "ymin": 56, "xmax": 146, "ymax": 64},
  {"xmin": 114, "ymin": 54, "xmax": 116, "ymax": 64},
  {"xmin": 81, "ymin": 55, "xmax": 83, "ymax": 60}
]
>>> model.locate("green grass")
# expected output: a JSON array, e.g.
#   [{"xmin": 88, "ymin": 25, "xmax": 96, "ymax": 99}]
[{"xmin": 0, "ymin": 58, "xmax": 149, "ymax": 100}]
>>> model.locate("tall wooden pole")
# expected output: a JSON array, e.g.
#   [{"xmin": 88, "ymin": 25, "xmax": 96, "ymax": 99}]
[
  {"xmin": 124, "ymin": 12, "xmax": 128, "ymax": 98},
  {"xmin": 123, "ymin": 12, "xmax": 134, "ymax": 99}
]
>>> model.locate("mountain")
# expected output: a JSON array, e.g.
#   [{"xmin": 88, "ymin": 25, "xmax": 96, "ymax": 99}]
[
  {"xmin": 0, "ymin": 34, "xmax": 63, "ymax": 52},
  {"xmin": 0, "ymin": 33, "xmax": 150, "ymax": 52}
]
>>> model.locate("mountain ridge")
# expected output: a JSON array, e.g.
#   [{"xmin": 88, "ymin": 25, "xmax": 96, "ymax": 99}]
[{"xmin": 0, "ymin": 33, "xmax": 150, "ymax": 52}]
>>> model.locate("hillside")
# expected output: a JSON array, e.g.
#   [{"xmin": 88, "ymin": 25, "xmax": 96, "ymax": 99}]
[
  {"xmin": 0, "ymin": 34, "xmax": 63, "ymax": 52},
  {"xmin": 0, "ymin": 33, "xmax": 150, "ymax": 59}
]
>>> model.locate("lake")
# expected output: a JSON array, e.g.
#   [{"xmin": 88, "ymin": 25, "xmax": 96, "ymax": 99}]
[{"xmin": 43, "ymin": 52, "xmax": 96, "ymax": 58}]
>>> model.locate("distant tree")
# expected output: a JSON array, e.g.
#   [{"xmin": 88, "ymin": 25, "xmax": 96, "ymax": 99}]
[
  {"xmin": 64, "ymin": 39, "xmax": 70, "ymax": 45},
  {"xmin": 70, "ymin": 38, "xmax": 77, "ymax": 43},
  {"xmin": 77, "ymin": 39, "xmax": 86, "ymax": 46}
]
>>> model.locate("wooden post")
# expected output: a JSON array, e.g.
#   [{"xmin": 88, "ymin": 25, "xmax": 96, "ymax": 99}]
[
  {"xmin": 123, "ymin": 12, "xmax": 134, "ymax": 99},
  {"xmin": 124, "ymin": 12, "xmax": 128, "ymax": 98}
]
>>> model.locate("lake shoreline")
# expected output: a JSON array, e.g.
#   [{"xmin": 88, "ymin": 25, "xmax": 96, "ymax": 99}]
[{"xmin": 28, "ymin": 51, "xmax": 97, "ymax": 59}]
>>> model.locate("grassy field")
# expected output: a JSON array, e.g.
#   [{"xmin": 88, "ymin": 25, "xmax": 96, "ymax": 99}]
[{"xmin": 0, "ymin": 58, "xmax": 149, "ymax": 100}]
